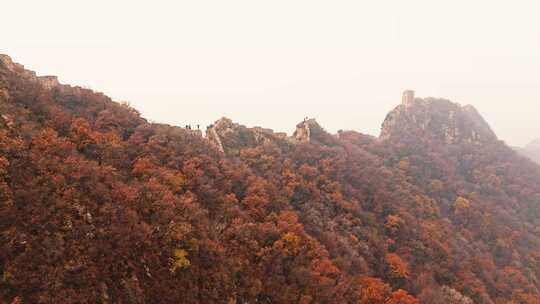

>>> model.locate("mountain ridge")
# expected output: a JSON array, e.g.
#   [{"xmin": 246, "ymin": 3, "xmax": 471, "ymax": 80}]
[
  {"xmin": 515, "ymin": 138, "xmax": 540, "ymax": 165},
  {"xmin": 1, "ymin": 55, "xmax": 539, "ymax": 304}
]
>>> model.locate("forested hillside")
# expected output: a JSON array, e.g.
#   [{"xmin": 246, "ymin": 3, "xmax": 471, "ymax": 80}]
[{"xmin": 0, "ymin": 55, "xmax": 539, "ymax": 303}]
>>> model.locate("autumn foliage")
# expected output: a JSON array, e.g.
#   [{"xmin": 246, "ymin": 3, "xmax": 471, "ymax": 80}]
[{"xmin": 0, "ymin": 56, "xmax": 539, "ymax": 303}]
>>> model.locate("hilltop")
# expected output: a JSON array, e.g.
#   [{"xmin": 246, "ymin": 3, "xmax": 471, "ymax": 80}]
[{"xmin": 381, "ymin": 91, "xmax": 497, "ymax": 145}]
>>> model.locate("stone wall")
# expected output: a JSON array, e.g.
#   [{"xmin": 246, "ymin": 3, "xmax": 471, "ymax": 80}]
[{"xmin": 0, "ymin": 54, "xmax": 60, "ymax": 90}]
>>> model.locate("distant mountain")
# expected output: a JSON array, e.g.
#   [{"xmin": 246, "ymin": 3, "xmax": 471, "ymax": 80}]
[
  {"xmin": 1, "ymin": 56, "xmax": 539, "ymax": 304},
  {"xmin": 516, "ymin": 139, "xmax": 540, "ymax": 164}
]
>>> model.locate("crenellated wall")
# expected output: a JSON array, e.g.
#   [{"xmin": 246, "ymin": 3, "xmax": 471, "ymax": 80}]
[{"xmin": 0, "ymin": 54, "xmax": 60, "ymax": 90}]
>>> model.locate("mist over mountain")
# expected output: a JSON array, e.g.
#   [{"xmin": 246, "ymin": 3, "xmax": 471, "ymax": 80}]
[
  {"xmin": 1, "ymin": 55, "xmax": 539, "ymax": 304},
  {"xmin": 515, "ymin": 139, "xmax": 540, "ymax": 165}
]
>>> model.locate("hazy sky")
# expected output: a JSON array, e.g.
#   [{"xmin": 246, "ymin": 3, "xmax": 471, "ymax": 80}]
[{"xmin": 3, "ymin": 0, "xmax": 540, "ymax": 146}]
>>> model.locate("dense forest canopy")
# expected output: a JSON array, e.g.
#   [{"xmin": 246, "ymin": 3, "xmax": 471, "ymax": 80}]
[{"xmin": 0, "ymin": 55, "xmax": 539, "ymax": 303}]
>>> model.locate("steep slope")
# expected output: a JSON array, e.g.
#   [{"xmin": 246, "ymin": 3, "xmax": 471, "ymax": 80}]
[
  {"xmin": 1, "ymin": 57, "xmax": 539, "ymax": 304},
  {"xmin": 370, "ymin": 91, "xmax": 540, "ymax": 303}
]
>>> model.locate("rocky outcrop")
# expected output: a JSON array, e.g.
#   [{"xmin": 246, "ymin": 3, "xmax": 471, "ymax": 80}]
[
  {"xmin": 292, "ymin": 119, "xmax": 313, "ymax": 143},
  {"xmin": 291, "ymin": 118, "xmax": 335, "ymax": 144},
  {"xmin": 381, "ymin": 92, "xmax": 497, "ymax": 144},
  {"xmin": 205, "ymin": 117, "xmax": 329, "ymax": 154},
  {"xmin": 206, "ymin": 117, "xmax": 290, "ymax": 154}
]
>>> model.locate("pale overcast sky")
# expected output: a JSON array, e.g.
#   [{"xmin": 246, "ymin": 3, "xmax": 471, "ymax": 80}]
[{"xmin": 2, "ymin": 0, "xmax": 540, "ymax": 146}]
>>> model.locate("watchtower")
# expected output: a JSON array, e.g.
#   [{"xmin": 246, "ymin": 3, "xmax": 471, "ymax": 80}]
[{"xmin": 402, "ymin": 90, "xmax": 415, "ymax": 106}]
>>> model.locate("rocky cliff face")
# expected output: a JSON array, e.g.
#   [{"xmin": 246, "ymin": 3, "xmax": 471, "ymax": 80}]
[{"xmin": 381, "ymin": 92, "xmax": 497, "ymax": 145}]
